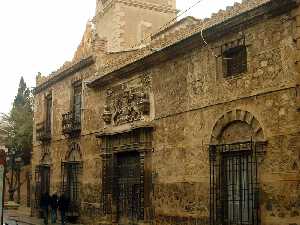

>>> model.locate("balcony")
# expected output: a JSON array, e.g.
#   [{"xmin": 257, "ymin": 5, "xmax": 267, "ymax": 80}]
[
  {"xmin": 36, "ymin": 122, "xmax": 51, "ymax": 142},
  {"xmin": 62, "ymin": 111, "xmax": 81, "ymax": 136}
]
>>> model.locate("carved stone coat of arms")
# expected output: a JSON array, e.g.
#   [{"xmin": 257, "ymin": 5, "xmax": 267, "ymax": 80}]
[{"xmin": 102, "ymin": 75, "xmax": 151, "ymax": 126}]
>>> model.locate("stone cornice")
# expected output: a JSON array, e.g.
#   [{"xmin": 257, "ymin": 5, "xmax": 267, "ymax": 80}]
[
  {"xmin": 96, "ymin": 0, "xmax": 176, "ymax": 17},
  {"xmin": 34, "ymin": 56, "xmax": 95, "ymax": 95},
  {"xmin": 96, "ymin": 122, "xmax": 154, "ymax": 138},
  {"xmin": 117, "ymin": 0, "xmax": 177, "ymax": 14},
  {"xmin": 89, "ymin": 0, "xmax": 298, "ymax": 88}
]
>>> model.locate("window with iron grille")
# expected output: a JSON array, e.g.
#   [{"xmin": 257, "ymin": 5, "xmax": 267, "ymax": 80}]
[
  {"xmin": 210, "ymin": 142, "xmax": 261, "ymax": 225},
  {"xmin": 45, "ymin": 94, "xmax": 52, "ymax": 135},
  {"xmin": 223, "ymin": 45, "xmax": 247, "ymax": 78},
  {"xmin": 34, "ymin": 165, "xmax": 50, "ymax": 209},
  {"xmin": 73, "ymin": 82, "xmax": 82, "ymax": 127},
  {"xmin": 61, "ymin": 161, "xmax": 82, "ymax": 217}
]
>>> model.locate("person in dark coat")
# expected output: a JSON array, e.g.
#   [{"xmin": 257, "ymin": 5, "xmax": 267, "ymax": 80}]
[
  {"xmin": 50, "ymin": 193, "xmax": 58, "ymax": 224},
  {"xmin": 58, "ymin": 193, "xmax": 70, "ymax": 225},
  {"xmin": 40, "ymin": 192, "xmax": 50, "ymax": 225}
]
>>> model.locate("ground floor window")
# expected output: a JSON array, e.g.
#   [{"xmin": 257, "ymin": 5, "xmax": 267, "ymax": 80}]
[
  {"xmin": 35, "ymin": 165, "xmax": 50, "ymax": 209},
  {"xmin": 61, "ymin": 161, "xmax": 81, "ymax": 217},
  {"xmin": 210, "ymin": 142, "xmax": 262, "ymax": 225}
]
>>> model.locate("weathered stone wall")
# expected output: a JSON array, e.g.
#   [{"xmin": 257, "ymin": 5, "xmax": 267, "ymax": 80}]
[
  {"xmin": 32, "ymin": 1, "xmax": 300, "ymax": 224},
  {"xmin": 94, "ymin": 0, "xmax": 176, "ymax": 51},
  {"xmin": 148, "ymin": 10, "xmax": 300, "ymax": 225},
  {"xmin": 32, "ymin": 63, "xmax": 103, "ymax": 219}
]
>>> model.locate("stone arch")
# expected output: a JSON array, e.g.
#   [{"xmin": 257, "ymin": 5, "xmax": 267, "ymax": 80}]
[
  {"xmin": 40, "ymin": 152, "xmax": 51, "ymax": 165},
  {"xmin": 210, "ymin": 109, "xmax": 266, "ymax": 145},
  {"xmin": 65, "ymin": 142, "xmax": 82, "ymax": 162}
]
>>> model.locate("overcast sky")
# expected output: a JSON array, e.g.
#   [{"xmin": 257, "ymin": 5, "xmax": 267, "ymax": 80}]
[{"xmin": 0, "ymin": 0, "xmax": 241, "ymax": 113}]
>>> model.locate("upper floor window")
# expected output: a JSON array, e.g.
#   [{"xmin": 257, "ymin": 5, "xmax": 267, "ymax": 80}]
[
  {"xmin": 45, "ymin": 94, "xmax": 52, "ymax": 134},
  {"xmin": 73, "ymin": 82, "xmax": 82, "ymax": 125},
  {"xmin": 221, "ymin": 36, "xmax": 247, "ymax": 78},
  {"xmin": 36, "ymin": 93, "xmax": 52, "ymax": 143},
  {"xmin": 62, "ymin": 82, "xmax": 82, "ymax": 136},
  {"xmin": 223, "ymin": 45, "xmax": 247, "ymax": 77}
]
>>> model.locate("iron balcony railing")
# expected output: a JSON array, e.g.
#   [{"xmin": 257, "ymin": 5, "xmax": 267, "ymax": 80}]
[
  {"xmin": 36, "ymin": 121, "xmax": 51, "ymax": 142},
  {"xmin": 62, "ymin": 111, "xmax": 81, "ymax": 135}
]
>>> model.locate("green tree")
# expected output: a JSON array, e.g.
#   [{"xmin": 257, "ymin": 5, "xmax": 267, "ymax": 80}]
[{"xmin": 2, "ymin": 77, "xmax": 33, "ymax": 164}]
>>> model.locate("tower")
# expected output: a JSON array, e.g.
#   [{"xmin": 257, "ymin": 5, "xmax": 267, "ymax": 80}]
[{"xmin": 94, "ymin": 0, "xmax": 177, "ymax": 51}]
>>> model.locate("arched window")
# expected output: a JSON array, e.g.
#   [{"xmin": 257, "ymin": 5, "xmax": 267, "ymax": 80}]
[
  {"xmin": 61, "ymin": 142, "xmax": 82, "ymax": 218},
  {"xmin": 209, "ymin": 110, "xmax": 266, "ymax": 225}
]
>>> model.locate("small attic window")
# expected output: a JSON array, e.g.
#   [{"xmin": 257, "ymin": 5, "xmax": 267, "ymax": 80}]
[{"xmin": 223, "ymin": 45, "xmax": 247, "ymax": 77}]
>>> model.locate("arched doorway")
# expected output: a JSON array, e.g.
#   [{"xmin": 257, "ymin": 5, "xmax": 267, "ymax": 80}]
[
  {"xmin": 61, "ymin": 142, "xmax": 82, "ymax": 219},
  {"xmin": 209, "ymin": 109, "xmax": 266, "ymax": 225}
]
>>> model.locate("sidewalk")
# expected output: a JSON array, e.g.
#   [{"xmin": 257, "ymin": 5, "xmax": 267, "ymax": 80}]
[
  {"xmin": 4, "ymin": 207, "xmax": 43, "ymax": 225},
  {"xmin": 3, "ymin": 207, "xmax": 82, "ymax": 225}
]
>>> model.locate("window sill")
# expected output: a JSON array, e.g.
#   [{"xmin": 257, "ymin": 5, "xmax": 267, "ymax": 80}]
[{"xmin": 223, "ymin": 72, "xmax": 248, "ymax": 81}]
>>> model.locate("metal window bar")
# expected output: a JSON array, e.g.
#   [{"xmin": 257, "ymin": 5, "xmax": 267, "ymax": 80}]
[
  {"xmin": 115, "ymin": 152, "xmax": 141, "ymax": 223},
  {"xmin": 209, "ymin": 142, "xmax": 261, "ymax": 225},
  {"xmin": 61, "ymin": 161, "xmax": 82, "ymax": 216},
  {"xmin": 34, "ymin": 165, "xmax": 50, "ymax": 209},
  {"xmin": 45, "ymin": 95, "xmax": 52, "ymax": 134},
  {"xmin": 73, "ymin": 84, "xmax": 82, "ymax": 126},
  {"xmin": 102, "ymin": 153, "xmax": 113, "ymax": 215},
  {"xmin": 101, "ymin": 128, "xmax": 152, "ymax": 221},
  {"xmin": 222, "ymin": 37, "xmax": 247, "ymax": 77}
]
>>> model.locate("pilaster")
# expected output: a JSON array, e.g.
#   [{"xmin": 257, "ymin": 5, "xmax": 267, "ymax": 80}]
[{"xmin": 291, "ymin": 1, "xmax": 300, "ymax": 109}]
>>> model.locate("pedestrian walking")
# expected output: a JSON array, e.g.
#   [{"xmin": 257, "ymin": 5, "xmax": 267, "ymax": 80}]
[
  {"xmin": 40, "ymin": 192, "xmax": 50, "ymax": 225},
  {"xmin": 58, "ymin": 193, "xmax": 70, "ymax": 225},
  {"xmin": 50, "ymin": 193, "xmax": 58, "ymax": 224}
]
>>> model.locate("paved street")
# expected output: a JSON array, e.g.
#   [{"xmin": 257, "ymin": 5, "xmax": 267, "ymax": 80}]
[
  {"xmin": 3, "ymin": 208, "xmax": 82, "ymax": 225},
  {"xmin": 4, "ymin": 209, "xmax": 43, "ymax": 225}
]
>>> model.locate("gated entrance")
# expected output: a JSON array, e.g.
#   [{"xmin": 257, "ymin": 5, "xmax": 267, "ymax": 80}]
[
  {"xmin": 98, "ymin": 126, "xmax": 153, "ymax": 224},
  {"xmin": 116, "ymin": 152, "xmax": 141, "ymax": 224}
]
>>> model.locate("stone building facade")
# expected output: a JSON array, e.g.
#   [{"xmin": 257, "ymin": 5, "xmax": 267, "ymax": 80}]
[{"xmin": 32, "ymin": 0, "xmax": 300, "ymax": 224}]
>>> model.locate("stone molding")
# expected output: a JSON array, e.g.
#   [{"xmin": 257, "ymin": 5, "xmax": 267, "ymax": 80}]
[
  {"xmin": 34, "ymin": 56, "xmax": 95, "ymax": 94},
  {"xmin": 291, "ymin": 3, "xmax": 300, "ymax": 109},
  {"xmin": 89, "ymin": 0, "xmax": 298, "ymax": 88},
  {"xmin": 102, "ymin": 89, "xmax": 150, "ymax": 126},
  {"xmin": 40, "ymin": 146, "xmax": 51, "ymax": 165},
  {"xmin": 210, "ymin": 109, "xmax": 265, "ymax": 145},
  {"xmin": 102, "ymin": 74, "xmax": 152, "ymax": 126},
  {"xmin": 96, "ymin": 0, "xmax": 176, "ymax": 16},
  {"xmin": 117, "ymin": 0, "xmax": 176, "ymax": 13},
  {"xmin": 65, "ymin": 141, "xmax": 82, "ymax": 161}
]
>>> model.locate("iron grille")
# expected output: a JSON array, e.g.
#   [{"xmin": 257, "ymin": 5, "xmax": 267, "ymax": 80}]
[
  {"xmin": 222, "ymin": 38, "xmax": 247, "ymax": 78},
  {"xmin": 102, "ymin": 153, "xmax": 113, "ymax": 215},
  {"xmin": 209, "ymin": 142, "xmax": 263, "ymax": 225},
  {"xmin": 62, "ymin": 111, "xmax": 81, "ymax": 135},
  {"xmin": 101, "ymin": 128, "xmax": 152, "ymax": 223},
  {"xmin": 61, "ymin": 161, "xmax": 82, "ymax": 217},
  {"xmin": 34, "ymin": 165, "xmax": 50, "ymax": 209},
  {"xmin": 115, "ymin": 152, "xmax": 141, "ymax": 223},
  {"xmin": 36, "ymin": 121, "xmax": 51, "ymax": 142},
  {"xmin": 45, "ymin": 94, "xmax": 52, "ymax": 135}
]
